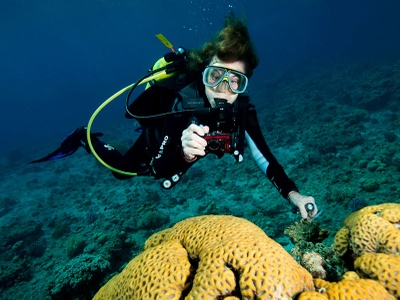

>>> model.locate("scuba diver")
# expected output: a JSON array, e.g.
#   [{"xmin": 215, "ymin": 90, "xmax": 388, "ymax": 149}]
[{"xmin": 31, "ymin": 16, "xmax": 318, "ymax": 219}]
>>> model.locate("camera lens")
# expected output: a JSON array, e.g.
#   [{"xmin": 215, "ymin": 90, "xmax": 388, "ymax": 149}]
[{"xmin": 207, "ymin": 139, "xmax": 221, "ymax": 151}]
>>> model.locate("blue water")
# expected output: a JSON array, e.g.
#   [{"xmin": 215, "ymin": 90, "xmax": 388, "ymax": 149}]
[
  {"xmin": 1, "ymin": 0, "xmax": 399, "ymax": 158},
  {"xmin": 1, "ymin": 1, "xmax": 400, "ymax": 298}
]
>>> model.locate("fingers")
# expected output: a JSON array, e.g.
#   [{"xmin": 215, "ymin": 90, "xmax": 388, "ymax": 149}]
[
  {"xmin": 307, "ymin": 200, "xmax": 318, "ymax": 218},
  {"xmin": 298, "ymin": 206, "xmax": 309, "ymax": 219},
  {"xmin": 186, "ymin": 124, "xmax": 209, "ymax": 136},
  {"xmin": 301, "ymin": 198, "xmax": 318, "ymax": 219},
  {"xmin": 289, "ymin": 192, "xmax": 318, "ymax": 219},
  {"xmin": 181, "ymin": 124, "xmax": 210, "ymax": 159},
  {"xmin": 299, "ymin": 203, "xmax": 318, "ymax": 219}
]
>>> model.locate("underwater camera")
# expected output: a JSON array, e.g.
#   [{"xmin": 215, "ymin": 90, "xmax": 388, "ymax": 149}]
[
  {"xmin": 203, "ymin": 98, "xmax": 235, "ymax": 156},
  {"xmin": 204, "ymin": 132, "xmax": 232, "ymax": 155}
]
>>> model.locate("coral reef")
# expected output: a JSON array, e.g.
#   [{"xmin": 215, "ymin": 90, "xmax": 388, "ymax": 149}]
[
  {"xmin": 94, "ymin": 206, "xmax": 400, "ymax": 299},
  {"xmin": 0, "ymin": 196, "xmax": 17, "ymax": 218},
  {"xmin": 289, "ymin": 240, "xmax": 344, "ymax": 281},
  {"xmin": 65, "ymin": 235, "xmax": 86, "ymax": 258},
  {"xmin": 93, "ymin": 215, "xmax": 314, "ymax": 299},
  {"xmin": 286, "ymin": 203, "xmax": 400, "ymax": 299},
  {"xmin": 2, "ymin": 220, "xmax": 44, "ymax": 252},
  {"xmin": 284, "ymin": 219, "xmax": 344, "ymax": 281},
  {"xmin": 137, "ymin": 209, "xmax": 170, "ymax": 229},
  {"xmin": 0, "ymin": 260, "xmax": 31, "ymax": 289},
  {"xmin": 25, "ymin": 239, "xmax": 47, "ymax": 257},
  {"xmin": 85, "ymin": 211, "xmax": 98, "ymax": 224},
  {"xmin": 48, "ymin": 254, "xmax": 110, "ymax": 299}
]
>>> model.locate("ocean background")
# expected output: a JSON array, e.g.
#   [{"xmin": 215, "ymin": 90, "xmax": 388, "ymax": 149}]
[{"xmin": 1, "ymin": 0, "xmax": 399, "ymax": 299}]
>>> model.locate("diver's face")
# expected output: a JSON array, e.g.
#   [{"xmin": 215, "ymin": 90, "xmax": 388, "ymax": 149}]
[{"xmin": 205, "ymin": 56, "xmax": 246, "ymax": 107}]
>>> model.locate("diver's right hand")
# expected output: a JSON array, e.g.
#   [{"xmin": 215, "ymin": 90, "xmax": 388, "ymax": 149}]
[{"xmin": 181, "ymin": 124, "xmax": 209, "ymax": 161}]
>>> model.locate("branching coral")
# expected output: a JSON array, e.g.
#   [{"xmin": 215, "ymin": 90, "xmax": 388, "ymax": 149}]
[
  {"xmin": 284, "ymin": 219, "xmax": 342, "ymax": 281},
  {"xmin": 284, "ymin": 219, "xmax": 330, "ymax": 244}
]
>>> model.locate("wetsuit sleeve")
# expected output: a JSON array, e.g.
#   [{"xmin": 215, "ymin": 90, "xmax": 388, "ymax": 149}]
[
  {"xmin": 245, "ymin": 104, "xmax": 298, "ymax": 199},
  {"xmin": 149, "ymin": 115, "xmax": 195, "ymax": 179}
]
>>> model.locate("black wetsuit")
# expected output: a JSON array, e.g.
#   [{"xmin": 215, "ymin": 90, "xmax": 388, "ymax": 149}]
[{"xmin": 90, "ymin": 81, "xmax": 298, "ymax": 199}]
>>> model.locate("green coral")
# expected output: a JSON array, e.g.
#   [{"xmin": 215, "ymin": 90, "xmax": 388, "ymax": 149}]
[
  {"xmin": 66, "ymin": 235, "xmax": 86, "ymax": 259},
  {"xmin": 290, "ymin": 241, "xmax": 345, "ymax": 281},
  {"xmin": 324, "ymin": 187, "xmax": 356, "ymax": 204},
  {"xmin": 361, "ymin": 178, "xmax": 380, "ymax": 192},
  {"xmin": 284, "ymin": 220, "xmax": 344, "ymax": 281},
  {"xmin": 284, "ymin": 219, "xmax": 330, "ymax": 244},
  {"xmin": 51, "ymin": 222, "xmax": 71, "ymax": 238},
  {"xmin": 137, "ymin": 210, "xmax": 170, "ymax": 230}
]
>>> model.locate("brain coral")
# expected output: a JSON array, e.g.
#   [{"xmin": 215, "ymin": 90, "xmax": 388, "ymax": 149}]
[
  {"xmin": 93, "ymin": 215, "xmax": 314, "ymax": 299},
  {"xmin": 297, "ymin": 291, "xmax": 329, "ymax": 300},
  {"xmin": 334, "ymin": 203, "xmax": 400, "ymax": 257},
  {"xmin": 93, "ymin": 240, "xmax": 191, "ymax": 299},
  {"xmin": 313, "ymin": 277, "xmax": 395, "ymax": 300},
  {"xmin": 354, "ymin": 252, "xmax": 400, "ymax": 298},
  {"xmin": 331, "ymin": 203, "xmax": 400, "ymax": 299}
]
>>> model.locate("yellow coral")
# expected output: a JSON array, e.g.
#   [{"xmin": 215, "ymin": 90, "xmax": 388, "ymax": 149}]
[
  {"xmin": 341, "ymin": 271, "xmax": 360, "ymax": 281},
  {"xmin": 93, "ymin": 240, "xmax": 192, "ymax": 299},
  {"xmin": 314, "ymin": 277, "xmax": 395, "ymax": 300},
  {"xmin": 94, "ymin": 215, "xmax": 314, "ymax": 299},
  {"xmin": 354, "ymin": 252, "xmax": 400, "ymax": 298},
  {"xmin": 297, "ymin": 271, "xmax": 395, "ymax": 299},
  {"xmin": 329, "ymin": 203, "xmax": 400, "ymax": 299},
  {"xmin": 334, "ymin": 203, "xmax": 400, "ymax": 257},
  {"xmin": 297, "ymin": 291, "xmax": 329, "ymax": 300},
  {"xmin": 333, "ymin": 227, "xmax": 349, "ymax": 256}
]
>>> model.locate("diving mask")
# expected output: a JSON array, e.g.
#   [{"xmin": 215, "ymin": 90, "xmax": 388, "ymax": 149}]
[{"xmin": 202, "ymin": 66, "xmax": 248, "ymax": 94}]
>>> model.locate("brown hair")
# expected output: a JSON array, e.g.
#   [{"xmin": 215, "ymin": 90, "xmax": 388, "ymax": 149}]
[{"xmin": 188, "ymin": 15, "xmax": 259, "ymax": 78}]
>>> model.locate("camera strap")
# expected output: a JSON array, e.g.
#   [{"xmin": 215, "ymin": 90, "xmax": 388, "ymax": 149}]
[{"xmin": 232, "ymin": 94, "xmax": 249, "ymax": 162}]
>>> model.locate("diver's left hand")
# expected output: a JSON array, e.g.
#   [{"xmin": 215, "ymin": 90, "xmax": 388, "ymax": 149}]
[{"xmin": 288, "ymin": 191, "xmax": 318, "ymax": 219}]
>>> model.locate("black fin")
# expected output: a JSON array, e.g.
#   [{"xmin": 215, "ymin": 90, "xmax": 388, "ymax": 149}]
[{"xmin": 30, "ymin": 128, "xmax": 84, "ymax": 163}]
